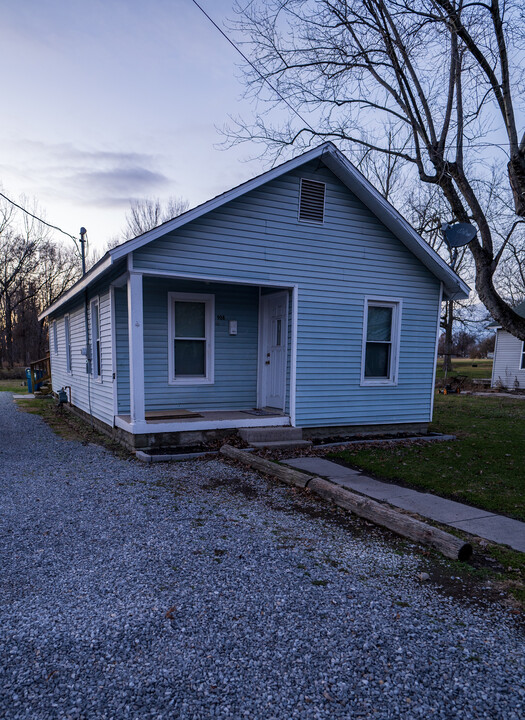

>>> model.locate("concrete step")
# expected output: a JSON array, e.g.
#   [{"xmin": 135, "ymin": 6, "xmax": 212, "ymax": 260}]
[
  {"xmin": 239, "ymin": 426, "xmax": 303, "ymax": 443},
  {"xmin": 250, "ymin": 440, "xmax": 313, "ymax": 450}
]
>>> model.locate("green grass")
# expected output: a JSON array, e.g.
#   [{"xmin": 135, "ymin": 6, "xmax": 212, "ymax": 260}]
[
  {"xmin": 330, "ymin": 394, "xmax": 525, "ymax": 521},
  {"xmin": 435, "ymin": 358, "xmax": 493, "ymax": 379},
  {"xmin": 0, "ymin": 378, "xmax": 28, "ymax": 393}
]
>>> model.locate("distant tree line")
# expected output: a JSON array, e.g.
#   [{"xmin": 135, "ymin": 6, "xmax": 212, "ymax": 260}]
[
  {"xmin": 0, "ymin": 197, "xmax": 80, "ymax": 368},
  {"xmin": 438, "ymin": 331, "xmax": 494, "ymax": 360}
]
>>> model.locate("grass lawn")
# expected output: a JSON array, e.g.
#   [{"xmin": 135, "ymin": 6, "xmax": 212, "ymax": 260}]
[
  {"xmin": 0, "ymin": 378, "xmax": 28, "ymax": 393},
  {"xmin": 435, "ymin": 358, "xmax": 493, "ymax": 379},
  {"xmin": 330, "ymin": 394, "xmax": 525, "ymax": 522}
]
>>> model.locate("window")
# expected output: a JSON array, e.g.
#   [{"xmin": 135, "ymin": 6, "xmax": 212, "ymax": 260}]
[
  {"xmin": 64, "ymin": 315, "xmax": 72, "ymax": 374},
  {"xmin": 299, "ymin": 178, "xmax": 325, "ymax": 223},
  {"xmin": 168, "ymin": 293, "xmax": 214, "ymax": 384},
  {"xmin": 91, "ymin": 300, "xmax": 101, "ymax": 378},
  {"xmin": 521, "ymin": 341, "xmax": 525, "ymax": 370},
  {"xmin": 361, "ymin": 299, "xmax": 401, "ymax": 385},
  {"xmin": 52, "ymin": 321, "xmax": 58, "ymax": 354}
]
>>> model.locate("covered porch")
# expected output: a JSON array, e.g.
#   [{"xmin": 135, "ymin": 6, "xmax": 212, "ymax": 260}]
[{"xmin": 113, "ymin": 267, "xmax": 297, "ymax": 438}]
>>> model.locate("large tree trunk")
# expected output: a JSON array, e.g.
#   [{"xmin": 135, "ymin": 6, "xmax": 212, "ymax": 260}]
[{"xmin": 442, "ymin": 300, "xmax": 454, "ymax": 374}]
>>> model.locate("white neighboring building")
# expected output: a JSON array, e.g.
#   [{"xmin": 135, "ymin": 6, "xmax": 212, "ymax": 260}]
[{"xmin": 490, "ymin": 300, "xmax": 525, "ymax": 389}]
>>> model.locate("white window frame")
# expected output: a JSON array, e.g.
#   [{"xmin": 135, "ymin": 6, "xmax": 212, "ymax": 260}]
[
  {"xmin": 52, "ymin": 320, "xmax": 58, "ymax": 355},
  {"xmin": 64, "ymin": 314, "xmax": 72, "ymax": 374},
  {"xmin": 168, "ymin": 292, "xmax": 215, "ymax": 385},
  {"xmin": 521, "ymin": 340, "xmax": 525, "ymax": 370},
  {"xmin": 90, "ymin": 298, "xmax": 102, "ymax": 380},
  {"xmin": 360, "ymin": 297, "xmax": 402, "ymax": 387}
]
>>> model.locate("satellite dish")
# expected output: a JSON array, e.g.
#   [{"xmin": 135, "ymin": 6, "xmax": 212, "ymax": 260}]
[{"xmin": 441, "ymin": 222, "xmax": 477, "ymax": 248}]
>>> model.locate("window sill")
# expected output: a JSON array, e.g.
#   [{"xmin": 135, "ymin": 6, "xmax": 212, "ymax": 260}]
[
  {"xmin": 168, "ymin": 377, "xmax": 214, "ymax": 387},
  {"xmin": 360, "ymin": 378, "xmax": 397, "ymax": 387}
]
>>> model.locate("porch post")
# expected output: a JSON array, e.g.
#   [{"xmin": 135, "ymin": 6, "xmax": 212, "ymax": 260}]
[{"xmin": 127, "ymin": 271, "xmax": 145, "ymax": 424}]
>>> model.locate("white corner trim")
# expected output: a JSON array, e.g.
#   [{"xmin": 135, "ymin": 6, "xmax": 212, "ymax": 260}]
[
  {"xmin": 430, "ymin": 282, "xmax": 443, "ymax": 421},
  {"xmin": 109, "ymin": 285, "xmax": 118, "ymax": 421},
  {"xmin": 360, "ymin": 296, "xmax": 402, "ymax": 387},
  {"xmin": 167, "ymin": 292, "xmax": 215, "ymax": 385}
]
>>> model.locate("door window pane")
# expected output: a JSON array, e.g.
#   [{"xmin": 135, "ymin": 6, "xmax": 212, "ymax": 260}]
[
  {"xmin": 367, "ymin": 306, "xmax": 392, "ymax": 341},
  {"xmin": 175, "ymin": 301, "xmax": 205, "ymax": 338},
  {"xmin": 175, "ymin": 339, "xmax": 205, "ymax": 376}
]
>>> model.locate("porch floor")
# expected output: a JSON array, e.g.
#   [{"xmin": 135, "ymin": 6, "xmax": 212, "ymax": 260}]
[{"xmin": 116, "ymin": 408, "xmax": 288, "ymax": 431}]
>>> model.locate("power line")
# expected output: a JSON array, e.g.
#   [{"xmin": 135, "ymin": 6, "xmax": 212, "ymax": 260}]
[
  {"xmin": 0, "ymin": 190, "xmax": 81, "ymax": 253},
  {"xmin": 189, "ymin": 0, "xmax": 317, "ymax": 134}
]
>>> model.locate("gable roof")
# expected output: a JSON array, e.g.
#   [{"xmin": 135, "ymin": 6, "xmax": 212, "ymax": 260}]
[
  {"xmin": 40, "ymin": 142, "xmax": 469, "ymax": 319},
  {"xmin": 487, "ymin": 300, "xmax": 525, "ymax": 329}
]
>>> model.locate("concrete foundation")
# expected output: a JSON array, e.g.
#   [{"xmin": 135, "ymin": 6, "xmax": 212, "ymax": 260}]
[{"xmin": 63, "ymin": 404, "xmax": 429, "ymax": 453}]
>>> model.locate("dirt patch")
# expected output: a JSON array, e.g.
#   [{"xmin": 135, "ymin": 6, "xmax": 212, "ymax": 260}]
[{"xmin": 202, "ymin": 476, "xmax": 260, "ymax": 499}]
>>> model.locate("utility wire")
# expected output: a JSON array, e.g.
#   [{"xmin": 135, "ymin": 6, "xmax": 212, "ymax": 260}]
[
  {"xmin": 0, "ymin": 190, "xmax": 81, "ymax": 251},
  {"xmin": 189, "ymin": 0, "xmax": 317, "ymax": 134}
]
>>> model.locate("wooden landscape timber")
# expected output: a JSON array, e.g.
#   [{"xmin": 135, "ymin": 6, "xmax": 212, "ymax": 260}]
[
  {"xmin": 220, "ymin": 444, "xmax": 313, "ymax": 488},
  {"xmin": 219, "ymin": 444, "xmax": 473, "ymax": 562}
]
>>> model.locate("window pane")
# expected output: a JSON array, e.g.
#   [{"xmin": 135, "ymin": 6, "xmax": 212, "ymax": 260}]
[
  {"xmin": 365, "ymin": 342, "xmax": 390, "ymax": 378},
  {"xmin": 175, "ymin": 301, "xmax": 205, "ymax": 338},
  {"xmin": 367, "ymin": 306, "xmax": 392, "ymax": 342},
  {"xmin": 175, "ymin": 340, "xmax": 205, "ymax": 376}
]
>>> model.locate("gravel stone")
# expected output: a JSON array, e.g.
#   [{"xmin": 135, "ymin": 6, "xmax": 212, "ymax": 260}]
[{"xmin": 0, "ymin": 392, "xmax": 523, "ymax": 719}]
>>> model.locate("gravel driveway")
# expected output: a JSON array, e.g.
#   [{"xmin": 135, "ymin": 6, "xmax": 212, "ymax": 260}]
[{"xmin": 0, "ymin": 392, "xmax": 523, "ymax": 720}]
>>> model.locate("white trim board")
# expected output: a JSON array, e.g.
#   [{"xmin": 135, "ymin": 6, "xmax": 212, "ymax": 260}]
[{"xmin": 429, "ymin": 282, "xmax": 443, "ymax": 421}]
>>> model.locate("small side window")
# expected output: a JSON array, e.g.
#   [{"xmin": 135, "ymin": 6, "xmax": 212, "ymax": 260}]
[
  {"xmin": 361, "ymin": 299, "xmax": 401, "ymax": 385},
  {"xmin": 91, "ymin": 300, "xmax": 101, "ymax": 379},
  {"xmin": 521, "ymin": 341, "xmax": 525, "ymax": 370},
  {"xmin": 64, "ymin": 315, "xmax": 71, "ymax": 374},
  {"xmin": 52, "ymin": 321, "xmax": 58, "ymax": 354}
]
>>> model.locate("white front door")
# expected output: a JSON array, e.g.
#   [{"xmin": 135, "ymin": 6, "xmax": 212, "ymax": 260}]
[{"xmin": 260, "ymin": 292, "xmax": 288, "ymax": 409}]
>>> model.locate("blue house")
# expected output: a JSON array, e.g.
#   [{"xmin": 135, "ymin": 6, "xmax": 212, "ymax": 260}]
[{"xmin": 40, "ymin": 143, "xmax": 468, "ymax": 451}]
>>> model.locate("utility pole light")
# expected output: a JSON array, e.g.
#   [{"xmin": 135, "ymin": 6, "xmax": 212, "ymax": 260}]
[{"xmin": 79, "ymin": 227, "xmax": 87, "ymax": 276}]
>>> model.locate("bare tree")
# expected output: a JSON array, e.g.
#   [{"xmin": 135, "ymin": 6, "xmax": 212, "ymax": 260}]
[
  {"xmin": 124, "ymin": 196, "xmax": 189, "ymax": 240},
  {"xmin": 0, "ymin": 196, "xmax": 80, "ymax": 366},
  {"xmin": 229, "ymin": 0, "xmax": 525, "ymax": 337}
]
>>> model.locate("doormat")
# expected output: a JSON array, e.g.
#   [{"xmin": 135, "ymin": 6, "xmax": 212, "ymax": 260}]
[{"xmin": 145, "ymin": 409, "xmax": 203, "ymax": 420}]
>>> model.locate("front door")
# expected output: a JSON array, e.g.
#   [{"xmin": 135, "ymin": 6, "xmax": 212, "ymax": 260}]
[{"xmin": 260, "ymin": 292, "xmax": 288, "ymax": 409}]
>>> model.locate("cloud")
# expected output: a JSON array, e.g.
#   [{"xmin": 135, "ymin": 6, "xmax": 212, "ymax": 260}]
[
  {"xmin": 7, "ymin": 139, "xmax": 172, "ymax": 206},
  {"xmin": 64, "ymin": 167, "xmax": 170, "ymax": 205}
]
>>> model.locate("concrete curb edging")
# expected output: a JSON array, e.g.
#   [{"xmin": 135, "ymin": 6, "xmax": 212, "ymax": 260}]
[{"xmin": 219, "ymin": 444, "xmax": 473, "ymax": 562}]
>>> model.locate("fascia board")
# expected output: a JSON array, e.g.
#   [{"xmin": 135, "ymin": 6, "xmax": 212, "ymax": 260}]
[
  {"xmin": 38, "ymin": 255, "xmax": 113, "ymax": 320},
  {"xmin": 322, "ymin": 148, "xmax": 470, "ymax": 301}
]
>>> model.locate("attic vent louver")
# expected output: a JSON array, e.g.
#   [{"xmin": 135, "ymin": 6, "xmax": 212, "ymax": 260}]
[{"xmin": 299, "ymin": 178, "xmax": 326, "ymax": 223}]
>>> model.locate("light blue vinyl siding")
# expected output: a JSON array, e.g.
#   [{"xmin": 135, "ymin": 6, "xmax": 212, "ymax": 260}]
[
  {"xmin": 143, "ymin": 278, "xmax": 259, "ymax": 411},
  {"xmin": 133, "ymin": 161, "xmax": 440, "ymax": 427}
]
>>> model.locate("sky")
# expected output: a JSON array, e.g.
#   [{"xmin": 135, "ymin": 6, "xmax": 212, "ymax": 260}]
[{"xmin": 0, "ymin": 0, "xmax": 279, "ymax": 256}]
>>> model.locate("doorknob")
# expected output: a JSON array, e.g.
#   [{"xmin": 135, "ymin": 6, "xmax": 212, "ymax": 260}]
[{"xmin": 265, "ymin": 360, "xmax": 270, "ymax": 365}]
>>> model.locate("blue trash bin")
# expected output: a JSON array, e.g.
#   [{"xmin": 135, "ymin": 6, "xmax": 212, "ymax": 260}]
[{"xmin": 26, "ymin": 368, "xmax": 44, "ymax": 393}]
